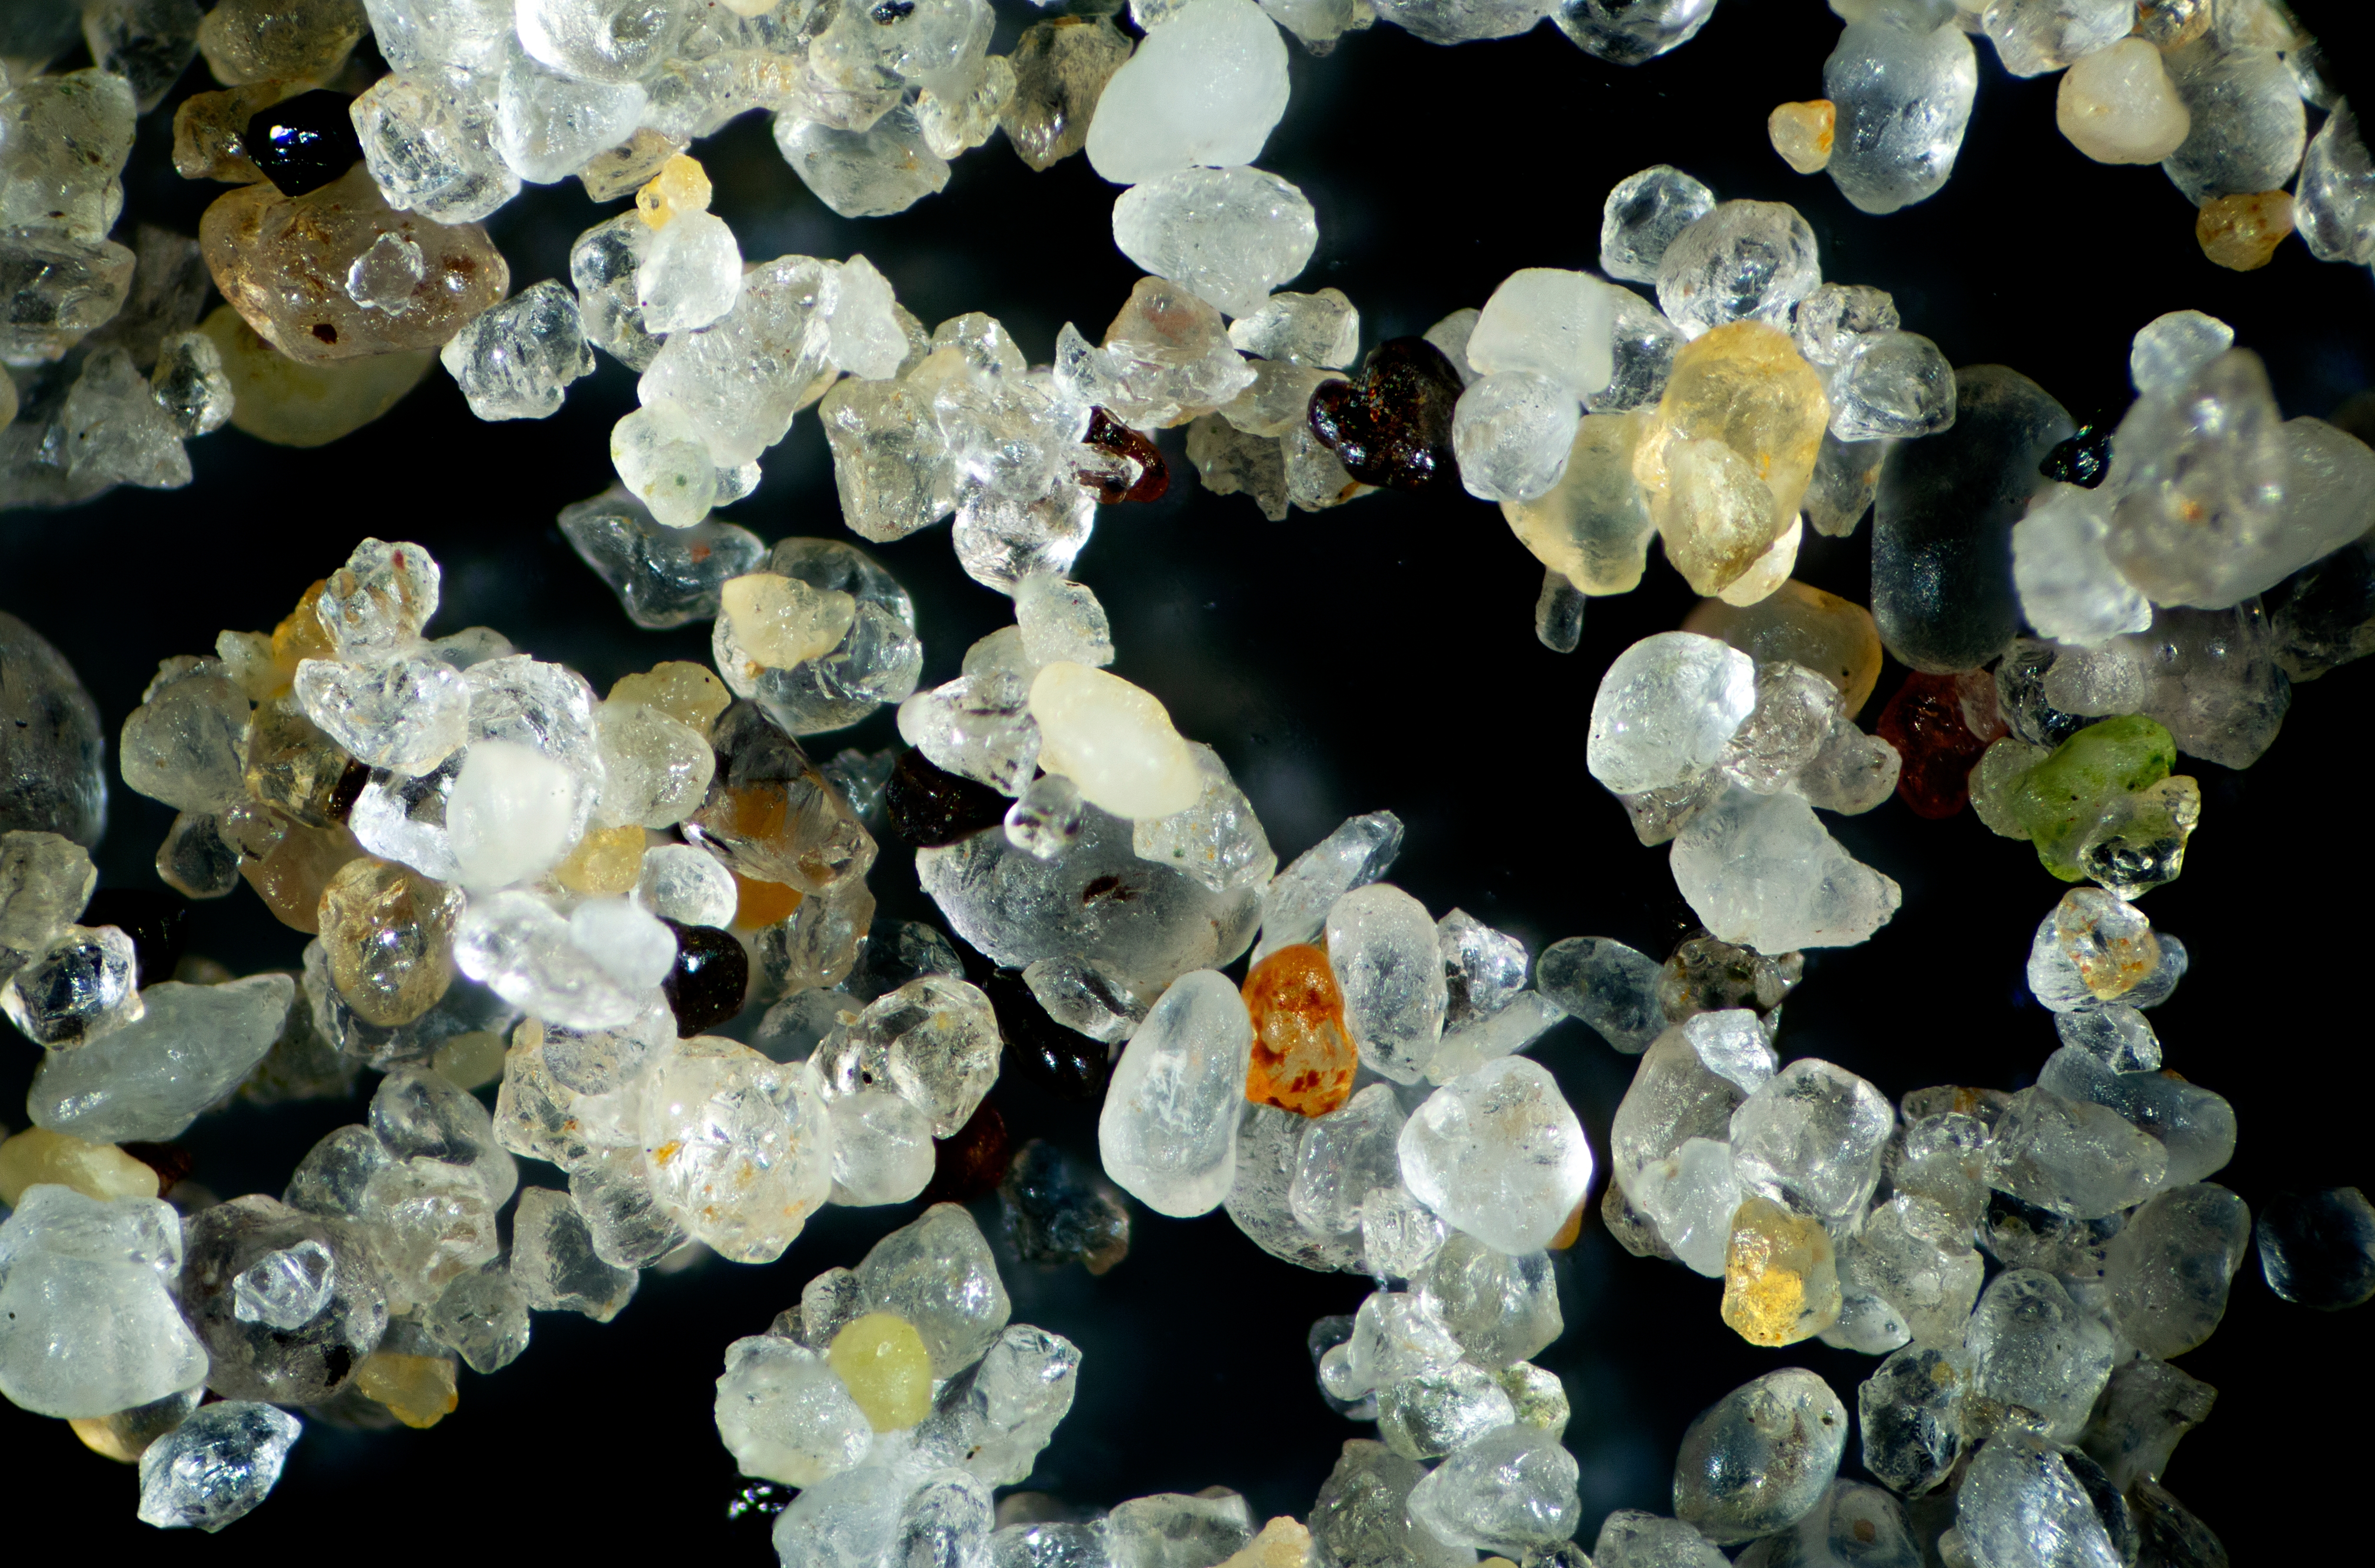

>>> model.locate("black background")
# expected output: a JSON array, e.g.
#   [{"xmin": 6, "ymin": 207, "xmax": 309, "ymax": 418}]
[{"xmin": 3, "ymin": 0, "xmax": 2372, "ymax": 1558}]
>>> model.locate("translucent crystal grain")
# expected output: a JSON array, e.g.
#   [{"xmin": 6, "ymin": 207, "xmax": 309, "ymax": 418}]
[
  {"xmin": 2058, "ymin": 37, "xmax": 2192, "ymax": 164},
  {"xmin": 1987, "ymin": 1086, "xmax": 2167, "ymax": 1219},
  {"xmin": 812, "ymin": 974, "xmax": 1001, "ymax": 1138},
  {"xmin": 2013, "ymin": 484, "xmax": 2154, "ymax": 649},
  {"xmin": 823, "ymin": 374, "xmax": 962, "ymax": 542},
  {"xmin": 855, "ymin": 1202, "xmax": 1013, "ymax": 1377},
  {"xmin": 1822, "ymin": 21, "xmax": 1978, "ymax": 215},
  {"xmin": 1534, "ymin": 570, "xmax": 1587, "ymax": 654},
  {"xmin": 1501, "ymin": 411, "xmax": 1656, "ymax": 596},
  {"xmin": 2160, "ymin": 35, "xmax": 2306, "ymax": 207},
  {"xmin": 0, "ymin": 917, "xmax": 139, "ymax": 1040},
  {"xmin": 0, "ymin": 812, "xmax": 101, "ymax": 962},
  {"xmin": 1132, "ymin": 742, "xmax": 1273, "ymax": 894},
  {"xmin": 771, "ymin": 1464, "xmax": 916, "ymax": 1568},
  {"xmin": 640, "ymin": 252, "xmax": 841, "ymax": 467},
  {"xmin": 510, "ymin": 1185, "xmax": 637, "ymax": 1321},
  {"xmin": 195, "ymin": 0, "xmax": 361, "ymax": 83},
  {"xmin": 716, "ymin": 1334, "xmax": 874, "ymax": 1486},
  {"xmin": 1966, "ymin": 1268, "xmax": 2115, "ymax": 1441},
  {"xmin": 0, "ymin": 69, "xmax": 134, "ymax": 244},
  {"xmin": 1405, "ymin": 1425, "xmax": 1580, "ymax": 1556},
  {"xmin": 1311, "ymin": 1440, "xmax": 1469, "ymax": 1568},
  {"xmin": 494, "ymin": 50, "xmax": 647, "ymax": 185},
  {"xmin": 0, "ymin": 228, "xmax": 136, "ymax": 365},
  {"xmin": 2255, "ymin": 1187, "xmax": 2375, "ymax": 1310},
  {"xmin": 150, "ymin": 330, "xmax": 235, "ymax": 438},
  {"xmin": 1983, "ymin": 0, "xmax": 2130, "ymax": 77},
  {"xmin": 1857, "ymin": 1346, "xmax": 1965, "ymax": 1497},
  {"xmin": 1594, "ymin": 1512, "xmax": 1728, "ymax": 1568},
  {"xmin": 1400, "ymin": 1056, "xmax": 1592, "ymax": 1255},
  {"xmin": 56, "ymin": 344, "xmax": 191, "ymax": 491},
  {"xmin": 229, "ymin": 1237, "xmax": 336, "ymax": 1333},
  {"xmin": 1730, "ymin": 1059, "xmax": 1892, "ymax": 1226},
  {"xmin": 1656, "ymin": 202, "xmax": 1822, "ymax": 340},
  {"xmin": 1673, "ymin": 1368, "xmax": 1847, "ymax": 1544},
  {"xmin": 135, "ymin": 1401, "xmax": 302, "ymax": 1533},
  {"xmin": 1005, "ymin": 773, "xmax": 1086, "ymax": 860},
  {"xmin": 2104, "ymin": 1183, "xmax": 2250, "ymax": 1357},
  {"xmin": 1003, "ymin": 14, "xmax": 1134, "ymax": 172},
  {"xmin": 1587, "ymin": 631, "xmax": 1757, "ymax": 795},
  {"xmin": 1099, "ymin": 969, "xmax": 1253, "ymax": 1216},
  {"xmin": 640, "ymin": 1037, "xmax": 833, "ymax": 1263},
  {"xmin": 1671, "ymin": 786, "xmax": 1900, "ymax": 951},
  {"xmin": 1309, "ymin": 881, "xmax": 1439, "ymax": 1084},
  {"xmin": 1112, "ymin": 165, "xmax": 1317, "ymax": 320},
  {"xmin": 1829, "ymin": 331, "xmax": 1954, "ymax": 442},
  {"xmin": 1842, "ymin": 1192, "xmax": 1983, "ymax": 1348},
  {"xmin": 920, "ymin": 802, "xmax": 1259, "ymax": 988},
  {"xmin": 637, "ymin": 209, "xmax": 742, "ymax": 335},
  {"xmin": 423, "ymin": 1261, "xmax": 529, "ymax": 1374},
  {"xmin": 1556, "ymin": 0, "xmax": 1716, "ymax": 64},
  {"xmin": 350, "ymin": 71, "xmax": 519, "ymax": 227},
  {"xmin": 2129, "ymin": 310, "xmax": 2234, "ymax": 399},
  {"xmin": 441, "ymin": 279, "xmax": 594, "ymax": 420},
  {"xmin": 686, "ymin": 700, "xmax": 878, "ymax": 897},
  {"xmin": 1599, "ymin": 164, "xmax": 1716, "ymax": 284},
  {"xmin": 1956, "ymin": 1429, "xmax": 2132, "ymax": 1568},
  {"xmin": 1467, "ymin": 269, "xmax": 1618, "ymax": 399},
  {"xmin": 2297, "ymin": 99, "xmax": 2375, "ymax": 265},
  {"xmin": 0, "ymin": 1186, "xmax": 207, "ymax": 1419},
  {"xmin": 1083, "ymin": 0, "xmax": 1290, "ymax": 185},
  {"xmin": 1534, "ymin": 935, "xmax": 1662, "ymax": 1054},
  {"xmin": 1454, "ymin": 372, "xmax": 1583, "ymax": 504},
  {"xmin": 1001, "ymin": 1139, "xmax": 1131, "ymax": 1276},
  {"xmin": 775, "ymin": 107, "xmax": 950, "ymax": 219},
  {"xmin": 1230, "ymin": 287, "xmax": 1358, "ymax": 368},
  {"xmin": 2103, "ymin": 348, "xmax": 2304, "ymax": 610},
  {"xmin": 570, "ymin": 212, "xmax": 662, "ymax": 370},
  {"xmin": 1422, "ymin": 1231, "xmax": 1561, "ymax": 1368},
  {"xmin": 29, "ymin": 975, "xmax": 295, "ymax": 1143}
]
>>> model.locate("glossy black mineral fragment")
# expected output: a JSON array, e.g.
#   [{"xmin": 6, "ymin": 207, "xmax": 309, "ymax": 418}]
[
  {"xmin": 80, "ymin": 887, "xmax": 188, "ymax": 984},
  {"xmin": 1081, "ymin": 407, "xmax": 1170, "ymax": 503},
  {"xmin": 920, "ymin": 1100, "xmax": 1009, "ymax": 1205},
  {"xmin": 1307, "ymin": 337, "xmax": 1466, "ymax": 491},
  {"xmin": 2040, "ymin": 423, "xmax": 2114, "ymax": 489},
  {"xmin": 661, "ymin": 921, "xmax": 750, "ymax": 1035},
  {"xmin": 985, "ymin": 966, "xmax": 1112, "ymax": 1104},
  {"xmin": 884, "ymin": 749, "xmax": 1008, "ymax": 848},
  {"xmin": 2255, "ymin": 1187, "xmax": 2375, "ymax": 1310},
  {"xmin": 245, "ymin": 92, "xmax": 364, "ymax": 198},
  {"xmin": 328, "ymin": 756, "xmax": 372, "ymax": 822}
]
